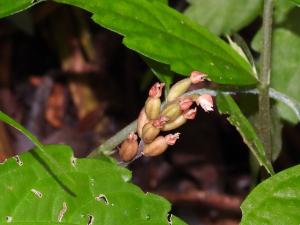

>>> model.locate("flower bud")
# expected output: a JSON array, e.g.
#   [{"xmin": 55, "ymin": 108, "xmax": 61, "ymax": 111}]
[
  {"xmin": 183, "ymin": 107, "xmax": 197, "ymax": 120},
  {"xmin": 190, "ymin": 71, "xmax": 207, "ymax": 84},
  {"xmin": 161, "ymin": 108, "xmax": 197, "ymax": 131},
  {"xmin": 179, "ymin": 97, "xmax": 194, "ymax": 111},
  {"xmin": 137, "ymin": 108, "xmax": 149, "ymax": 138},
  {"xmin": 167, "ymin": 78, "xmax": 191, "ymax": 102},
  {"xmin": 143, "ymin": 133, "xmax": 180, "ymax": 157},
  {"xmin": 149, "ymin": 82, "xmax": 165, "ymax": 98},
  {"xmin": 142, "ymin": 116, "xmax": 168, "ymax": 144},
  {"xmin": 196, "ymin": 94, "xmax": 214, "ymax": 112},
  {"xmin": 161, "ymin": 102, "xmax": 181, "ymax": 122},
  {"xmin": 145, "ymin": 97, "xmax": 161, "ymax": 120},
  {"xmin": 119, "ymin": 132, "xmax": 138, "ymax": 162},
  {"xmin": 161, "ymin": 97, "xmax": 193, "ymax": 122},
  {"xmin": 144, "ymin": 82, "xmax": 164, "ymax": 120}
]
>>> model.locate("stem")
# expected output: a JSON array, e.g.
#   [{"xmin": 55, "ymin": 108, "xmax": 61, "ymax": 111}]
[
  {"xmin": 88, "ymin": 120, "xmax": 137, "ymax": 158},
  {"xmin": 258, "ymin": 0, "xmax": 274, "ymax": 162}
]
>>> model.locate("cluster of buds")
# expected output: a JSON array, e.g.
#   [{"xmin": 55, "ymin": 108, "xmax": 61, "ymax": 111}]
[{"xmin": 119, "ymin": 71, "xmax": 214, "ymax": 162}]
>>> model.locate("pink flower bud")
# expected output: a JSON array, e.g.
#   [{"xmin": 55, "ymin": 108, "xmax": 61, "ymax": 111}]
[
  {"xmin": 183, "ymin": 107, "xmax": 197, "ymax": 120},
  {"xmin": 152, "ymin": 116, "xmax": 168, "ymax": 128},
  {"xmin": 149, "ymin": 82, "xmax": 165, "ymax": 98},
  {"xmin": 165, "ymin": 133, "xmax": 180, "ymax": 145},
  {"xmin": 190, "ymin": 71, "xmax": 207, "ymax": 84},
  {"xmin": 119, "ymin": 132, "xmax": 138, "ymax": 162},
  {"xmin": 196, "ymin": 94, "xmax": 214, "ymax": 112},
  {"xmin": 179, "ymin": 97, "xmax": 193, "ymax": 111}
]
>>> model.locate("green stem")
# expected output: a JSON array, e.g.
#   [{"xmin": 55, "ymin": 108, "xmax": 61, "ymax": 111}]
[
  {"xmin": 258, "ymin": 0, "xmax": 274, "ymax": 162},
  {"xmin": 88, "ymin": 120, "xmax": 137, "ymax": 158}
]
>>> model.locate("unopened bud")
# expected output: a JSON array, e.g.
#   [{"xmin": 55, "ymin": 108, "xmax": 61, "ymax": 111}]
[
  {"xmin": 161, "ymin": 103, "xmax": 181, "ymax": 122},
  {"xmin": 179, "ymin": 97, "xmax": 194, "ymax": 111},
  {"xmin": 167, "ymin": 78, "xmax": 191, "ymax": 102},
  {"xmin": 149, "ymin": 82, "xmax": 165, "ymax": 98},
  {"xmin": 161, "ymin": 97, "xmax": 193, "ymax": 122},
  {"xmin": 183, "ymin": 107, "xmax": 197, "ymax": 120},
  {"xmin": 145, "ymin": 97, "xmax": 161, "ymax": 120},
  {"xmin": 196, "ymin": 94, "xmax": 214, "ymax": 112},
  {"xmin": 145, "ymin": 83, "xmax": 164, "ymax": 120},
  {"xmin": 162, "ymin": 108, "xmax": 196, "ymax": 131},
  {"xmin": 143, "ymin": 133, "xmax": 180, "ymax": 157},
  {"xmin": 119, "ymin": 132, "xmax": 138, "ymax": 162},
  {"xmin": 161, "ymin": 115, "xmax": 186, "ymax": 131},
  {"xmin": 137, "ymin": 108, "xmax": 149, "ymax": 138},
  {"xmin": 165, "ymin": 133, "xmax": 180, "ymax": 145},
  {"xmin": 190, "ymin": 71, "xmax": 207, "ymax": 84},
  {"xmin": 142, "ymin": 117, "xmax": 168, "ymax": 143}
]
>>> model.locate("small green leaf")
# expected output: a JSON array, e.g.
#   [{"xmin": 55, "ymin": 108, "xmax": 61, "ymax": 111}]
[
  {"xmin": 241, "ymin": 164, "xmax": 300, "ymax": 225},
  {"xmin": 216, "ymin": 93, "xmax": 274, "ymax": 175},
  {"xmin": 0, "ymin": 144, "xmax": 187, "ymax": 225},
  {"xmin": 184, "ymin": 0, "xmax": 262, "ymax": 35}
]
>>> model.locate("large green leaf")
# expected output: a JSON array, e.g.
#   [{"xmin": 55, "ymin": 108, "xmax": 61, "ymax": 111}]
[
  {"xmin": 271, "ymin": 29, "xmax": 300, "ymax": 124},
  {"xmin": 184, "ymin": 0, "xmax": 262, "ymax": 35},
  {"xmin": 290, "ymin": 0, "xmax": 300, "ymax": 5},
  {"xmin": 0, "ymin": 144, "xmax": 186, "ymax": 225},
  {"xmin": 0, "ymin": 0, "xmax": 257, "ymax": 85},
  {"xmin": 241, "ymin": 164, "xmax": 300, "ymax": 225},
  {"xmin": 216, "ymin": 93, "xmax": 274, "ymax": 175}
]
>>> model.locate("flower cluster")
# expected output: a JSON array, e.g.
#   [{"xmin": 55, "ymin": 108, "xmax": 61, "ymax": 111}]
[{"xmin": 119, "ymin": 71, "xmax": 214, "ymax": 162}]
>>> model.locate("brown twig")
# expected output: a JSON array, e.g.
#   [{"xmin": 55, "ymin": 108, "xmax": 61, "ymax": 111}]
[{"xmin": 157, "ymin": 190, "xmax": 242, "ymax": 214}]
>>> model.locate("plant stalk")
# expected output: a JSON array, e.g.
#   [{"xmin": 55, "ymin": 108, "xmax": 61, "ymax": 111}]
[
  {"xmin": 88, "ymin": 120, "xmax": 137, "ymax": 158},
  {"xmin": 258, "ymin": 0, "xmax": 274, "ymax": 162}
]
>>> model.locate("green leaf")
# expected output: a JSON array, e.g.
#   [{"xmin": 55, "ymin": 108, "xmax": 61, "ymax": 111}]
[
  {"xmin": 252, "ymin": 28, "xmax": 300, "ymax": 124},
  {"xmin": 54, "ymin": 0, "xmax": 257, "ymax": 85},
  {"xmin": 0, "ymin": 111, "xmax": 70, "ymax": 184},
  {"xmin": 0, "ymin": 0, "xmax": 43, "ymax": 19},
  {"xmin": 270, "ymin": 29, "xmax": 300, "ymax": 124},
  {"xmin": 290, "ymin": 0, "xmax": 300, "ymax": 5},
  {"xmin": 216, "ymin": 93, "xmax": 274, "ymax": 175},
  {"xmin": 184, "ymin": 0, "xmax": 262, "ymax": 35},
  {"xmin": 241, "ymin": 164, "xmax": 300, "ymax": 225},
  {"xmin": 0, "ymin": 144, "xmax": 187, "ymax": 225}
]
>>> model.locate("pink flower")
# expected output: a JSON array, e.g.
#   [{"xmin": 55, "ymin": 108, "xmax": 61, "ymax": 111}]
[
  {"xmin": 149, "ymin": 82, "xmax": 165, "ymax": 98},
  {"xmin": 165, "ymin": 133, "xmax": 180, "ymax": 145},
  {"xmin": 196, "ymin": 94, "xmax": 214, "ymax": 112},
  {"xmin": 190, "ymin": 71, "xmax": 207, "ymax": 84}
]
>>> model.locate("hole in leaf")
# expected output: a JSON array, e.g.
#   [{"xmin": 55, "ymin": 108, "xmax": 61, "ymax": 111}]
[
  {"xmin": 31, "ymin": 189, "xmax": 43, "ymax": 198},
  {"xmin": 0, "ymin": 159, "xmax": 7, "ymax": 165},
  {"xmin": 6, "ymin": 216, "xmax": 12, "ymax": 223},
  {"xmin": 95, "ymin": 194, "xmax": 109, "ymax": 205},
  {"xmin": 87, "ymin": 215, "xmax": 94, "ymax": 225},
  {"xmin": 167, "ymin": 213, "xmax": 173, "ymax": 225},
  {"xmin": 58, "ymin": 202, "xmax": 67, "ymax": 223},
  {"xmin": 70, "ymin": 156, "xmax": 77, "ymax": 167},
  {"xmin": 14, "ymin": 156, "xmax": 23, "ymax": 166}
]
